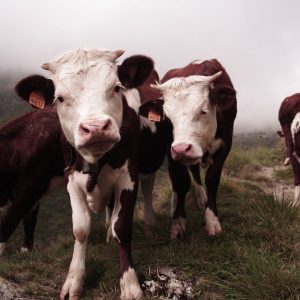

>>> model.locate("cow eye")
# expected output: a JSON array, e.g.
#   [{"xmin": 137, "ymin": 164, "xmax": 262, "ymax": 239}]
[
  {"xmin": 114, "ymin": 86, "xmax": 121, "ymax": 93},
  {"xmin": 57, "ymin": 96, "xmax": 64, "ymax": 103},
  {"xmin": 201, "ymin": 110, "xmax": 208, "ymax": 115}
]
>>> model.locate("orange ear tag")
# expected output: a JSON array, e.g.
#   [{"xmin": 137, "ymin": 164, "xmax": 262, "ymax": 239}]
[
  {"xmin": 29, "ymin": 91, "xmax": 45, "ymax": 109},
  {"xmin": 148, "ymin": 110, "xmax": 161, "ymax": 122}
]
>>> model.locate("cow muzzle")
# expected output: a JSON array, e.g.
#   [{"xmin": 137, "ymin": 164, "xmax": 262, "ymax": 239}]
[
  {"xmin": 78, "ymin": 119, "xmax": 120, "ymax": 151},
  {"xmin": 171, "ymin": 142, "xmax": 202, "ymax": 165}
]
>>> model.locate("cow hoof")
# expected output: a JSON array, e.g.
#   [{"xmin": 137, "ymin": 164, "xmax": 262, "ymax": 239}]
[
  {"xmin": 106, "ymin": 224, "xmax": 113, "ymax": 243},
  {"xmin": 120, "ymin": 267, "xmax": 143, "ymax": 300},
  {"xmin": 60, "ymin": 271, "xmax": 84, "ymax": 300},
  {"xmin": 205, "ymin": 208, "xmax": 222, "ymax": 236},
  {"xmin": 194, "ymin": 184, "xmax": 207, "ymax": 209},
  {"xmin": 170, "ymin": 218, "xmax": 186, "ymax": 240},
  {"xmin": 0, "ymin": 243, "xmax": 6, "ymax": 256}
]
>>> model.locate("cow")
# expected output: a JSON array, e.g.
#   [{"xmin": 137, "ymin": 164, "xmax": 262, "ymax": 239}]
[
  {"xmin": 139, "ymin": 59, "xmax": 237, "ymax": 237},
  {"xmin": 278, "ymin": 93, "xmax": 300, "ymax": 205},
  {"xmin": 0, "ymin": 108, "xmax": 64, "ymax": 256},
  {"xmin": 16, "ymin": 48, "xmax": 154, "ymax": 300}
]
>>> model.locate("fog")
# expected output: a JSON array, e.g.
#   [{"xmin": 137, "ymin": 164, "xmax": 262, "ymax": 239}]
[{"xmin": 1, "ymin": 0, "xmax": 300, "ymax": 132}]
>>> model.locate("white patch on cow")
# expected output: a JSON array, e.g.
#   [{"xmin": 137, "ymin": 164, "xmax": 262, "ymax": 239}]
[
  {"xmin": 120, "ymin": 267, "xmax": 143, "ymax": 300},
  {"xmin": 204, "ymin": 208, "xmax": 222, "ymax": 236},
  {"xmin": 294, "ymin": 185, "xmax": 300, "ymax": 206},
  {"xmin": 195, "ymin": 183, "xmax": 207, "ymax": 209},
  {"xmin": 43, "ymin": 48, "xmax": 124, "ymax": 164},
  {"xmin": 291, "ymin": 112, "xmax": 300, "ymax": 162},
  {"xmin": 170, "ymin": 217, "xmax": 186, "ymax": 240},
  {"xmin": 153, "ymin": 72, "xmax": 222, "ymax": 164},
  {"xmin": 61, "ymin": 176, "xmax": 92, "ymax": 299},
  {"xmin": 105, "ymin": 205, "xmax": 113, "ymax": 243},
  {"xmin": 283, "ymin": 157, "xmax": 290, "ymax": 166},
  {"xmin": 0, "ymin": 243, "xmax": 6, "ymax": 256},
  {"xmin": 141, "ymin": 173, "xmax": 156, "ymax": 226},
  {"xmin": 110, "ymin": 160, "xmax": 135, "ymax": 243},
  {"xmin": 123, "ymin": 88, "xmax": 140, "ymax": 113},
  {"xmin": 140, "ymin": 116, "xmax": 157, "ymax": 133}
]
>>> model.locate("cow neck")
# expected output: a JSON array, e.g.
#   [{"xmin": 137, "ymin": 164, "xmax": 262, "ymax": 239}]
[{"xmin": 60, "ymin": 134, "xmax": 105, "ymax": 192}]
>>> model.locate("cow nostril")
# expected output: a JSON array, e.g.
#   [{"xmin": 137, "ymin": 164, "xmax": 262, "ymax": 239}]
[
  {"xmin": 185, "ymin": 144, "xmax": 192, "ymax": 152},
  {"xmin": 102, "ymin": 119, "xmax": 111, "ymax": 131},
  {"xmin": 79, "ymin": 124, "xmax": 90, "ymax": 135}
]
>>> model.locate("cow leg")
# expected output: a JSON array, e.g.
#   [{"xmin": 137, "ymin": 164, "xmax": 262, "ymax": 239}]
[
  {"xmin": 204, "ymin": 136, "xmax": 231, "ymax": 236},
  {"xmin": 112, "ymin": 175, "xmax": 142, "ymax": 300},
  {"xmin": 140, "ymin": 173, "xmax": 156, "ymax": 227},
  {"xmin": 290, "ymin": 156, "xmax": 300, "ymax": 205},
  {"xmin": 168, "ymin": 154, "xmax": 191, "ymax": 240},
  {"xmin": 190, "ymin": 164, "xmax": 207, "ymax": 209},
  {"xmin": 22, "ymin": 203, "xmax": 40, "ymax": 252},
  {"xmin": 61, "ymin": 175, "xmax": 91, "ymax": 300},
  {"xmin": 0, "ymin": 184, "xmax": 45, "ymax": 256},
  {"xmin": 105, "ymin": 195, "xmax": 114, "ymax": 243}
]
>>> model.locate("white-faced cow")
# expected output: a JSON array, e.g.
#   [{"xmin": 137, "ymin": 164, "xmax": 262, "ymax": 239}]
[
  {"xmin": 0, "ymin": 107, "xmax": 64, "ymax": 256},
  {"xmin": 278, "ymin": 93, "xmax": 300, "ymax": 205},
  {"xmin": 16, "ymin": 48, "xmax": 154, "ymax": 300},
  {"xmin": 140, "ymin": 59, "xmax": 237, "ymax": 237}
]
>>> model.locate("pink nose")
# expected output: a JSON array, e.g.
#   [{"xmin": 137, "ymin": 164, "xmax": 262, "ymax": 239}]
[
  {"xmin": 79, "ymin": 119, "xmax": 112, "ymax": 141},
  {"xmin": 171, "ymin": 143, "xmax": 193, "ymax": 160}
]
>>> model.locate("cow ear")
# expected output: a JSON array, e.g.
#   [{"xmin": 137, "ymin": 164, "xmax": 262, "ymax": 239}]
[
  {"xmin": 139, "ymin": 99, "xmax": 164, "ymax": 123},
  {"xmin": 15, "ymin": 75, "xmax": 55, "ymax": 109},
  {"xmin": 209, "ymin": 84, "xmax": 236, "ymax": 109},
  {"xmin": 118, "ymin": 55, "xmax": 154, "ymax": 88}
]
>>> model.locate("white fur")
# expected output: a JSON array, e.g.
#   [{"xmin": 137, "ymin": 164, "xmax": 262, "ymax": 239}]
[
  {"xmin": 140, "ymin": 173, "xmax": 156, "ymax": 226},
  {"xmin": 192, "ymin": 60, "xmax": 204, "ymax": 64},
  {"xmin": 123, "ymin": 88, "xmax": 157, "ymax": 133},
  {"xmin": 61, "ymin": 175, "xmax": 91, "ymax": 299},
  {"xmin": 170, "ymin": 217, "xmax": 186, "ymax": 240},
  {"xmin": 283, "ymin": 157, "xmax": 290, "ymax": 166},
  {"xmin": 120, "ymin": 267, "xmax": 143, "ymax": 300},
  {"xmin": 204, "ymin": 208, "xmax": 222, "ymax": 236},
  {"xmin": 294, "ymin": 185, "xmax": 300, "ymax": 206},
  {"xmin": 43, "ymin": 48, "xmax": 124, "ymax": 164},
  {"xmin": 291, "ymin": 112, "xmax": 300, "ymax": 163},
  {"xmin": 195, "ymin": 183, "xmax": 207, "ymax": 209},
  {"xmin": 154, "ymin": 73, "xmax": 221, "ymax": 165},
  {"xmin": 0, "ymin": 243, "xmax": 6, "ymax": 256}
]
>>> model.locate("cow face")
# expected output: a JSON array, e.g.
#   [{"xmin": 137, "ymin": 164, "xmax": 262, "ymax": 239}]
[
  {"xmin": 16, "ymin": 49, "xmax": 153, "ymax": 164},
  {"xmin": 151, "ymin": 72, "xmax": 233, "ymax": 165}
]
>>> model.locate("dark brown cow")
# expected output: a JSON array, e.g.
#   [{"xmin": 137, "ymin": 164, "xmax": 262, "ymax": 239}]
[
  {"xmin": 278, "ymin": 93, "xmax": 300, "ymax": 204},
  {"xmin": 140, "ymin": 59, "xmax": 237, "ymax": 237},
  {"xmin": 0, "ymin": 109, "xmax": 64, "ymax": 256},
  {"xmin": 16, "ymin": 48, "xmax": 154, "ymax": 300}
]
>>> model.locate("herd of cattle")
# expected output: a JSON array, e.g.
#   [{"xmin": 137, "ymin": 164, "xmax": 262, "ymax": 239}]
[{"xmin": 0, "ymin": 47, "xmax": 298, "ymax": 299}]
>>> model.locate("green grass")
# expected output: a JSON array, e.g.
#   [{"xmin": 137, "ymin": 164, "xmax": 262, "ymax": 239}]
[{"xmin": 1, "ymin": 137, "xmax": 300, "ymax": 299}]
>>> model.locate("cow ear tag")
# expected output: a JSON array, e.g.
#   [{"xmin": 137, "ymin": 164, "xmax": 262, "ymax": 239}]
[
  {"xmin": 29, "ymin": 91, "xmax": 45, "ymax": 109},
  {"xmin": 148, "ymin": 110, "xmax": 161, "ymax": 122}
]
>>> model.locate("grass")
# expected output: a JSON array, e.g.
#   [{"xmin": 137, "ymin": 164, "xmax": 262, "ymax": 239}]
[{"xmin": 1, "ymin": 134, "xmax": 300, "ymax": 299}]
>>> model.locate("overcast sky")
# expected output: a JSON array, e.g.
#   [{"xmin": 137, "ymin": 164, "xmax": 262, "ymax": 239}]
[{"xmin": 1, "ymin": 0, "xmax": 300, "ymax": 132}]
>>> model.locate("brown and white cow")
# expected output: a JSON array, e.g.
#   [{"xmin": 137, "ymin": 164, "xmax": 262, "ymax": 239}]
[
  {"xmin": 140, "ymin": 59, "xmax": 237, "ymax": 237},
  {"xmin": 0, "ymin": 108, "xmax": 64, "ymax": 256},
  {"xmin": 278, "ymin": 93, "xmax": 300, "ymax": 205},
  {"xmin": 16, "ymin": 48, "xmax": 153, "ymax": 300}
]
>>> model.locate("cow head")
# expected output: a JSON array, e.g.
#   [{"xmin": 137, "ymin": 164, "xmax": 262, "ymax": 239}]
[
  {"xmin": 16, "ymin": 48, "xmax": 153, "ymax": 164},
  {"xmin": 147, "ymin": 72, "xmax": 235, "ymax": 165}
]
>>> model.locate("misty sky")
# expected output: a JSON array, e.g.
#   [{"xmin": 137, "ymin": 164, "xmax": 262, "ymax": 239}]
[{"xmin": 1, "ymin": 0, "xmax": 300, "ymax": 132}]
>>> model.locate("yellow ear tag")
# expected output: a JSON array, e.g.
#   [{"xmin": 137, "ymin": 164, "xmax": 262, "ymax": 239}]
[
  {"xmin": 148, "ymin": 110, "xmax": 161, "ymax": 122},
  {"xmin": 29, "ymin": 91, "xmax": 45, "ymax": 109}
]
